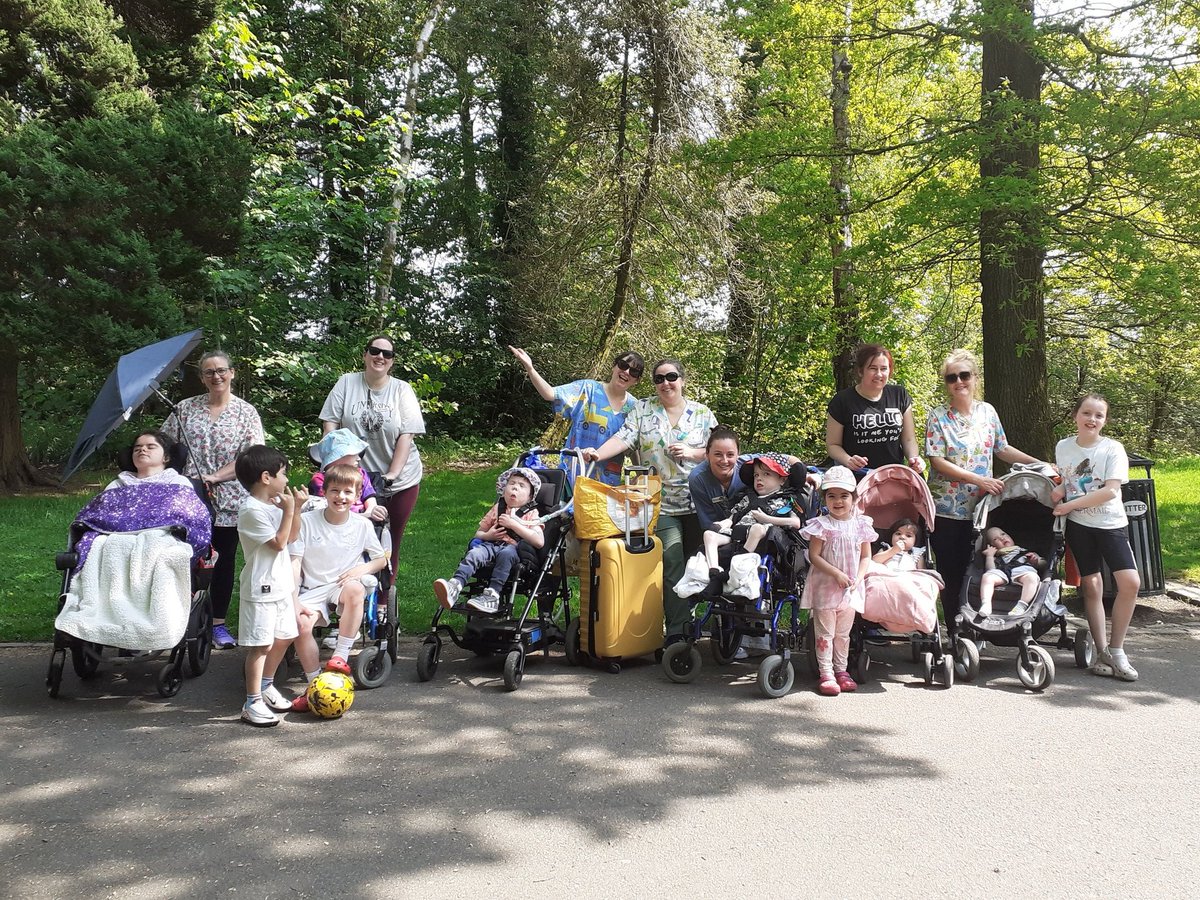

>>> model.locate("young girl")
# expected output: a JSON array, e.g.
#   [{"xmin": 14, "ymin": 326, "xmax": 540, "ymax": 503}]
[
  {"xmin": 871, "ymin": 518, "xmax": 926, "ymax": 572},
  {"xmin": 1053, "ymin": 393, "xmax": 1140, "ymax": 681},
  {"xmin": 801, "ymin": 465, "xmax": 877, "ymax": 696}
]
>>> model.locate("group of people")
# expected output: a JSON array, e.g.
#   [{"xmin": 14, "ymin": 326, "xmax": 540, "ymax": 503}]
[{"xmin": 104, "ymin": 336, "xmax": 1143, "ymax": 720}]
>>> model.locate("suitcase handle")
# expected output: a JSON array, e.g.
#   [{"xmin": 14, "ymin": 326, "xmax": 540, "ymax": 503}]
[{"xmin": 621, "ymin": 465, "xmax": 657, "ymax": 551}]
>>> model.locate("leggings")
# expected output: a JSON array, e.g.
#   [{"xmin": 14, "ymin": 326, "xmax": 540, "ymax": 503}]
[
  {"xmin": 383, "ymin": 482, "xmax": 421, "ymax": 579},
  {"xmin": 813, "ymin": 606, "xmax": 855, "ymax": 679},
  {"xmin": 929, "ymin": 516, "xmax": 974, "ymax": 638},
  {"xmin": 210, "ymin": 524, "xmax": 240, "ymax": 621}
]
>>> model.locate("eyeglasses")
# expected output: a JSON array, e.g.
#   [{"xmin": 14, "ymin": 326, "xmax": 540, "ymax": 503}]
[
  {"xmin": 943, "ymin": 371, "xmax": 973, "ymax": 384},
  {"xmin": 366, "ymin": 346, "xmax": 396, "ymax": 359},
  {"xmin": 202, "ymin": 367, "xmax": 232, "ymax": 379},
  {"xmin": 616, "ymin": 359, "xmax": 643, "ymax": 378},
  {"xmin": 652, "ymin": 371, "xmax": 681, "ymax": 385}
]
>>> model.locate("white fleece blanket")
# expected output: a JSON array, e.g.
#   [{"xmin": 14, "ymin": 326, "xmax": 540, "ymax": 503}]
[{"xmin": 55, "ymin": 528, "xmax": 193, "ymax": 651}]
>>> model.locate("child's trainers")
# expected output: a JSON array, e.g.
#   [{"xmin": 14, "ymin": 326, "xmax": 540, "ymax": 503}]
[
  {"xmin": 835, "ymin": 671, "xmax": 858, "ymax": 692},
  {"xmin": 818, "ymin": 676, "xmax": 841, "ymax": 696},
  {"xmin": 325, "ymin": 656, "xmax": 351, "ymax": 676},
  {"xmin": 1108, "ymin": 647, "xmax": 1139, "ymax": 681},
  {"xmin": 261, "ymin": 684, "xmax": 292, "ymax": 712},
  {"xmin": 433, "ymin": 578, "xmax": 461, "ymax": 610},
  {"xmin": 241, "ymin": 698, "xmax": 279, "ymax": 727},
  {"xmin": 467, "ymin": 587, "xmax": 501, "ymax": 615}
]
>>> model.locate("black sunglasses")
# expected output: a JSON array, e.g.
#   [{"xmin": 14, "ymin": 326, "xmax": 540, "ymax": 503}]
[
  {"xmin": 366, "ymin": 346, "xmax": 396, "ymax": 359},
  {"xmin": 944, "ymin": 370, "xmax": 973, "ymax": 384},
  {"xmin": 616, "ymin": 359, "xmax": 643, "ymax": 378},
  {"xmin": 652, "ymin": 371, "xmax": 681, "ymax": 385}
]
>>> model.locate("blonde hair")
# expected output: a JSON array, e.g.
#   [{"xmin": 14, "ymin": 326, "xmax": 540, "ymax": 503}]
[
  {"xmin": 323, "ymin": 463, "xmax": 363, "ymax": 496},
  {"xmin": 941, "ymin": 348, "xmax": 980, "ymax": 397}
]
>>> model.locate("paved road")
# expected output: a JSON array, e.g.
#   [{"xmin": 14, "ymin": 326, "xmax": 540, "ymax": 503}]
[{"xmin": 2, "ymin": 605, "xmax": 1198, "ymax": 899}]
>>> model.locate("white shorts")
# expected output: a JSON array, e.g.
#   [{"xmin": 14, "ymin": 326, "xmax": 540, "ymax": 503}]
[
  {"xmin": 983, "ymin": 565, "xmax": 1039, "ymax": 585},
  {"xmin": 298, "ymin": 576, "xmax": 376, "ymax": 627},
  {"xmin": 240, "ymin": 597, "xmax": 299, "ymax": 647}
]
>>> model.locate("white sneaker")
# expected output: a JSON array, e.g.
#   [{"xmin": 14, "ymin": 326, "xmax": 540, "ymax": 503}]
[
  {"xmin": 733, "ymin": 646, "xmax": 749, "ymax": 660},
  {"xmin": 1108, "ymin": 647, "xmax": 1139, "ymax": 681},
  {"xmin": 321, "ymin": 634, "xmax": 338, "ymax": 651},
  {"xmin": 467, "ymin": 587, "xmax": 501, "ymax": 614},
  {"xmin": 433, "ymin": 578, "xmax": 461, "ymax": 610},
  {"xmin": 260, "ymin": 684, "xmax": 292, "ymax": 713},
  {"xmin": 241, "ymin": 698, "xmax": 279, "ymax": 727}
]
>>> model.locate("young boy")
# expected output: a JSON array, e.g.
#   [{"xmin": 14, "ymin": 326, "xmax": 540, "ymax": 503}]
[
  {"xmin": 978, "ymin": 526, "xmax": 1044, "ymax": 618},
  {"xmin": 235, "ymin": 445, "xmax": 306, "ymax": 727},
  {"xmin": 307, "ymin": 428, "xmax": 383, "ymax": 520},
  {"xmin": 702, "ymin": 453, "xmax": 803, "ymax": 582},
  {"xmin": 286, "ymin": 464, "xmax": 389, "ymax": 711},
  {"xmin": 433, "ymin": 467, "xmax": 545, "ymax": 615}
]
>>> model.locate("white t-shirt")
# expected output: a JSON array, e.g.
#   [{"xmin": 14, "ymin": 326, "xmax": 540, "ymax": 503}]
[
  {"xmin": 1055, "ymin": 436, "xmax": 1129, "ymax": 529},
  {"xmin": 238, "ymin": 496, "xmax": 296, "ymax": 603},
  {"xmin": 320, "ymin": 373, "xmax": 425, "ymax": 488},
  {"xmin": 291, "ymin": 509, "xmax": 386, "ymax": 591}
]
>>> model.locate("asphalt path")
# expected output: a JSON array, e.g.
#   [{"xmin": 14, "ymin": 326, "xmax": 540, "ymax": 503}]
[{"xmin": 2, "ymin": 601, "xmax": 1198, "ymax": 899}]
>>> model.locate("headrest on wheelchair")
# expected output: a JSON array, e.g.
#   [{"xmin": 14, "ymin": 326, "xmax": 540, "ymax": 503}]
[
  {"xmin": 534, "ymin": 478, "xmax": 560, "ymax": 512},
  {"xmin": 117, "ymin": 441, "xmax": 190, "ymax": 474}
]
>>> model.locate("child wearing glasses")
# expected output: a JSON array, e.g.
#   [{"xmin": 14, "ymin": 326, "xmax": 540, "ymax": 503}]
[{"xmin": 508, "ymin": 346, "xmax": 644, "ymax": 486}]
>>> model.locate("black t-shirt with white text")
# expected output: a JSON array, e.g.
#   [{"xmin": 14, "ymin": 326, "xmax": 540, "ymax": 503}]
[{"xmin": 826, "ymin": 383, "xmax": 912, "ymax": 469}]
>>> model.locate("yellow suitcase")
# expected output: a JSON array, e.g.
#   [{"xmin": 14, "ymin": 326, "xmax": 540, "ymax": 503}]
[{"xmin": 578, "ymin": 534, "xmax": 664, "ymax": 670}]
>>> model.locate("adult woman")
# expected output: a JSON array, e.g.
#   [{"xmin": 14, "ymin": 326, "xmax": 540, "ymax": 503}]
[
  {"xmin": 825, "ymin": 343, "xmax": 924, "ymax": 473},
  {"xmin": 163, "ymin": 351, "xmax": 264, "ymax": 648},
  {"xmin": 924, "ymin": 349, "xmax": 1037, "ymax": 630},
  {"xmin": 320, "ymin": 335, "xmax": 425, "ymax": 577},
  {"xmin": 509, "ymin": 345, "xmax": 643, "ymax": 486},
  {"xmin": 105, "ymin": 430, "xmax": 193, "ymax": 490},
  {"xmin": 583, "ymin": 359, "xmax": 716, "ymax": 643},
  {"xmin": 688, "ymin": 425, "xmax": 744, "ymax": 530}
]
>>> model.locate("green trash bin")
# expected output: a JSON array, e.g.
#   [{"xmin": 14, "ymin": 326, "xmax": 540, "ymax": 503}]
[{"xmin": 1102, "ymin": 455, "xmax": 1165, "ymax": 598}]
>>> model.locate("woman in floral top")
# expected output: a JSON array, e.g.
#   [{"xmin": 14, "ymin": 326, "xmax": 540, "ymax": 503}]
[
  {"xmin": 583, "ymin": 358, "xmax": 716, "ymax": 643},
  {"xmin": 924, "ymin": 348, "xmax": 1037, "ymax": 635},
  {"xmin": 163, "ymin": 350, "xmax": 264, "ymax": 649}
]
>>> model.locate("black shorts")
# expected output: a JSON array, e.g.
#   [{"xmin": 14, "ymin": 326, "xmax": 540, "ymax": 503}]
[{"xmin": 1066, "ymin": 520, "xmax": 1136, "ymax": 577}]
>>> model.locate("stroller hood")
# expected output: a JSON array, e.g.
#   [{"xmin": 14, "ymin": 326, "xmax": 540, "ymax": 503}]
[
  {"xmin": 972, "ymin": 465, "xmax": 1061, "ymax": 534},
  {"xmin": 856, "ymin": 464, "xmax": 936, "ymax": 532}
]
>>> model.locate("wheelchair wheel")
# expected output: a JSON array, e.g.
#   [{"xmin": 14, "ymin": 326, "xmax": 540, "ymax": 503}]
[
  {"xmin": 662, "ymin": 641, "xmax": 701, "ymax": 684},
  {"xmin": 353, "ymin": 645, "xmax": 392, "ymax": 689},
  {"xmin": 756, "ymin": 654, "xmax": 794, "ymax": 699},
  {"xmin": 502, "ymin": 648, "xmax": 525, "ymax": 691},
  {"xmin": 157, "ymin": 662, "xmax": 183, "ymax": 698},
  {"xmin": 46, "ymin": 649, "xmax": 66, "ymax": 698},
  {"xmin": 710, "ymin": 615, "xmax": 742, "ymax": 666},
  {"xmin": 71, "ymin": 641, "xmax": 102, "ymax": 679},
  {"xmin": 187, "ymin": 591, "xmax": 214, "ymax": 678},
  {"xmin": 564, "ymin": 617, "xmax": 581, "ymax": 667},
  {"xmin": 415, "ymin": 638, "xmax": 439, "ymax": 682}
]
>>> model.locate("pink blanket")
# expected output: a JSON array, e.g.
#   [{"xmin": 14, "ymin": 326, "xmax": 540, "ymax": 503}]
[{"xmin": 861, "ymin": 564, "xmax": 944, "ymax": 634}]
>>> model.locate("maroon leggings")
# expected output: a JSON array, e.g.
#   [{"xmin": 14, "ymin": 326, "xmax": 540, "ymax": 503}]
[{"xmin": 384, "ymin": 482, "xmax": 420, "ymax": 577}]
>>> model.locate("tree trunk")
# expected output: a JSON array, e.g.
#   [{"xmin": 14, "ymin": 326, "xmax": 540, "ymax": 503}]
[
  {"xmin": 828, "ymin": 1, "xmax": 858, "ymax": 392},
  {"xmin": 454, "ymin": 47, "xmax": 481, "ymax": 256},
  {"xmin": 979, "ymin": 0, "xmax": 1052, "ymax": 458},
  {"xmin": 0, "ymin": 339, "xmax": 57, "ymax": 491}
]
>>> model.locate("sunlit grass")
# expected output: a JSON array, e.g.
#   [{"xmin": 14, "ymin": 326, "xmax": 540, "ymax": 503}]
[{"xmin": 1155, "ymin": 456, "xmax": 1200, "ymax": 584}]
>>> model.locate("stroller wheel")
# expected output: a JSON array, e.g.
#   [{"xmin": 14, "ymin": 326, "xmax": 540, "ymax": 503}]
[
  {"xmin": 662, "ymin": 641, "xmax": 702, "ymax": 684},
  {"xmin": 502, "ymin": 648, "xmax": 525, "ymax": 692},
  {"xmin": 415, "ymin": 638, "xmax": 440, "ymax": 682},
  {"xmin": 909, "ymin": 634, "xmax": 922, "ymax": 664},
  {"xmin": 1016, "ymin": 644, "xmax": 1055, "ymax": 691},
  {"xmin": 921, "ymin": 651, "xmax": 934, "ymax": 685},
  {"xmin": 46, "ymin": 649, "xmax": 66, "ymax": 698},
  {"xmin": 187, "ymin": 591, "xmax": 214, "ymax": 678},
  {"xmin": 564, "ymin": 617, "xmax": 581, "ymax": 667},
  {"xmin": 852, "ymin": 651, "xmax": 871, "ymax": 685},
  {"xmin": 756, "ymin": 654, "xmax": 795, "ymax": 699},
  {"xmin": 954, "ymin": 637, "xmax": 980, "ymax": 683},
  {"xmin": 353, "ymin": 645, "xmax": 392, "ymax": 689},
  {"xmin": 938, "ymin": 653, "xmax": 955, "ymax": 689},
  {"xmin": 1073, "ymin": 628, "xmax": 1095, "ymax": 669}
]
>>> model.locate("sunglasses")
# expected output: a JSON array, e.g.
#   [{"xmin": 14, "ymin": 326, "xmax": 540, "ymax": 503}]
[
  {"xmin": 652, "ymin": 371, "xmax": 681, "ymax": 385},
  {"xmin": 943, "ymin": 370, "xmax": 973, "ymax": 384},
  {"xmin": 201, "ymin": 367, "xmax": 232, "ymax": 379},
  {"xmin": 616, "ymin": 359, "xmax": 644, "ymax": 378},
  {"xmin": 366, "ymin": 346, "xmax": 396, "ymax": 359}
]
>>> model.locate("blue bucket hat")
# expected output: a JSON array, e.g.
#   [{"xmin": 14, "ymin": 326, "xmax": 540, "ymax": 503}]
[{"xmin": 309, "ymin": 428, "xmax": 369, "ymax": 469}]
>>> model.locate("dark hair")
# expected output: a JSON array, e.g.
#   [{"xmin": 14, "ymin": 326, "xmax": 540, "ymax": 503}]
[
  {"xmin": 613, "ymin": 350, "xmax": 645, "ymax": 372},
  {"xmin": 854, "ymin": 343, "xmax": 893, "ymax": 377},
  {"xmin": 886, "ymin": 518, "xmax": 920, "ymax": 543},
  {"xmin": 323, "ymin": 462, "xmax": 363, "ymax": 495},
  {"xmin": 651, "ymin": 357, "xmax": 685, "ymax": 379},
  {"xmin": 235, "ymin": 445, "xmax": 289, "ymax": 491},
  {"xmin": 1070, "ymin": 392, "xmax": 1108, "ymax": 416},
  {"xmin": 706, "ymin": 424, "xmax": 740, "ymax": 451},
  {"xmin": 364, "ymin": 335, "xmax": 394, "ymax": 352},
  {"xmin": 132, "ymin": 430, "xmax": 174, "ymax": 465}
]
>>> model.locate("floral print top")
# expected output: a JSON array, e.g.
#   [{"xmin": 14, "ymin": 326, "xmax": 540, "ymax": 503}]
[
  {"xmin": 614, "ymin": 398, "xmax": 716, "ymax": 516},
  {"xmin": 924, "ymin": 400, "xmax": 1009, "ymax": 520},
  {"xmin": 163, "ymin": 394, "xmax": 264, "ymax": 527}
]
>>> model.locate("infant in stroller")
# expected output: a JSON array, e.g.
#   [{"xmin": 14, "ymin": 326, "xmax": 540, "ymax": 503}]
[{"xmin": 978, "ymin": 526, "xmax": 1044, "ymax": 619}]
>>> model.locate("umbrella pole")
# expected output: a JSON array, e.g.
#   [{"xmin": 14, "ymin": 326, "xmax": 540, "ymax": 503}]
[{"xmin": 154, "ymin": 387, "xmax": 209, "ymax": 481}]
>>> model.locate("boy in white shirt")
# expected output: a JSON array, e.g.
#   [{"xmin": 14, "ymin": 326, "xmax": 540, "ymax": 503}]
[
  {"xmin": 287, "ymin": 464, "xmax": 389, "ymax": 712},
  {"xmin": 235, "ymin": 445, "xmax": 305, "ymax": 727}
]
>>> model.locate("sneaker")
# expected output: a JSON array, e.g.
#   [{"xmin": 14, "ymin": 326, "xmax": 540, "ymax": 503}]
[
  {"xmin": 212, "ymin": 624, "xmax": 237, "ymax": 649},
  {"xmin": 325, "ymin": 655, "xmax": 351, "ymax": 676},
  {"xmin": 1108, "ymin": 648, "xmax": 1139, "ymax": 682},
  {"xmin": 261, "ymin": 684, "xmax": 292, "ymax": 712},
  {"xmin": 322, "ymin": 634, "xmax": 338, "ymax": 651},
  {"xmin": 835, "ymin": 671, "xmax": 858, "ymax": 692},
  {"xmin": 433, "ymin": 578, "xmax": 461, "ymax": 610},
  {"xmin": 290, "ymin": 694, "xmax": 310, "ymax": 713},
  {"xmin": 467, "ymin": 587, "xmax": 501, "ymax": 615},
  {"xmin": 241, "ymin": 699, "xmax": 279, "ymax": 727},
  {"xmin": 733, "ymin": 646, "xmax": 749, "ymax": 661},
  {"xmin": 1091, "ymin": 647, "xmax": 1115, "ymax": 677},
  {"xmin": 818, "ymin": 676, "xmax": 841, "ymax": 697}
]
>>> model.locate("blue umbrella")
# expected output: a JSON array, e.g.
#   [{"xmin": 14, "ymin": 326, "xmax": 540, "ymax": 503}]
[{"xmin": 62, "ymin": 328, "xmax": 204, "ymax": 479}]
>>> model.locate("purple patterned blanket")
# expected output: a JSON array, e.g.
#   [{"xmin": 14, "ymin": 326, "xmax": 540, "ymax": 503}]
[{"xmin": 74, "ymin": 483, "xmax": 212, "ymax": 571}]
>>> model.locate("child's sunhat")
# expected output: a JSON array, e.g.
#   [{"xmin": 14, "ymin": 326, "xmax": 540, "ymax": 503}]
[
  {"xmin": 497, "ymin": 466, "xmax": 542, "ymax": 498},
  {"xmin": 819, "ymin": 465, "xmax": 857, "ymax": 493},
  {"xmin": 749, "ymin": 453, "xmax": 790, "ymax": 478},
  {"xmin": 309, "ymin": 428, "xmax": 369, "ymax": 469}
]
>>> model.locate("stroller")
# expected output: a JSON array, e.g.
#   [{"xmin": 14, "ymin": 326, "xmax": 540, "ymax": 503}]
[
  {"xmin": 47, "ymin": 443, "xmax": 216, "ymax": 699},
  {"xmin": 415, "ymin": 448, "xmax": 574, "ymax": 692},
  {"xmin": 954, "ymin": 464, "xmax": 1091, "ymax": 692},
  {"xmin": 663, "ymin": 460, "xmax": 814, "ymax": 698},
  {"xmin": 843, "ymin": 464, "xmax": 951, "ymax": 687}
]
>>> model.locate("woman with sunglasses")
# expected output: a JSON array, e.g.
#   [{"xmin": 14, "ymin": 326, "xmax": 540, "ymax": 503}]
[
  {"xmin": 924, "ymin": 348, "xmax": 1038, "ymax": 625},
  {"xmin": 162, "ymin": 350, "xmax": 264, "ymax": 648},
  {"xmin": 583, "ymin": 359, "xmax": 717, "ymax": 645},
  {"xmin": 508, "ymin": 346, "xmax": 644, "ymax": 486},
  {"xmin": 320, "ymin": 335, "xmax": 426, "ymax": 577},
  {"xmin": 825, "ymin": 343, "xmax": 924, "ymax": 474}
]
